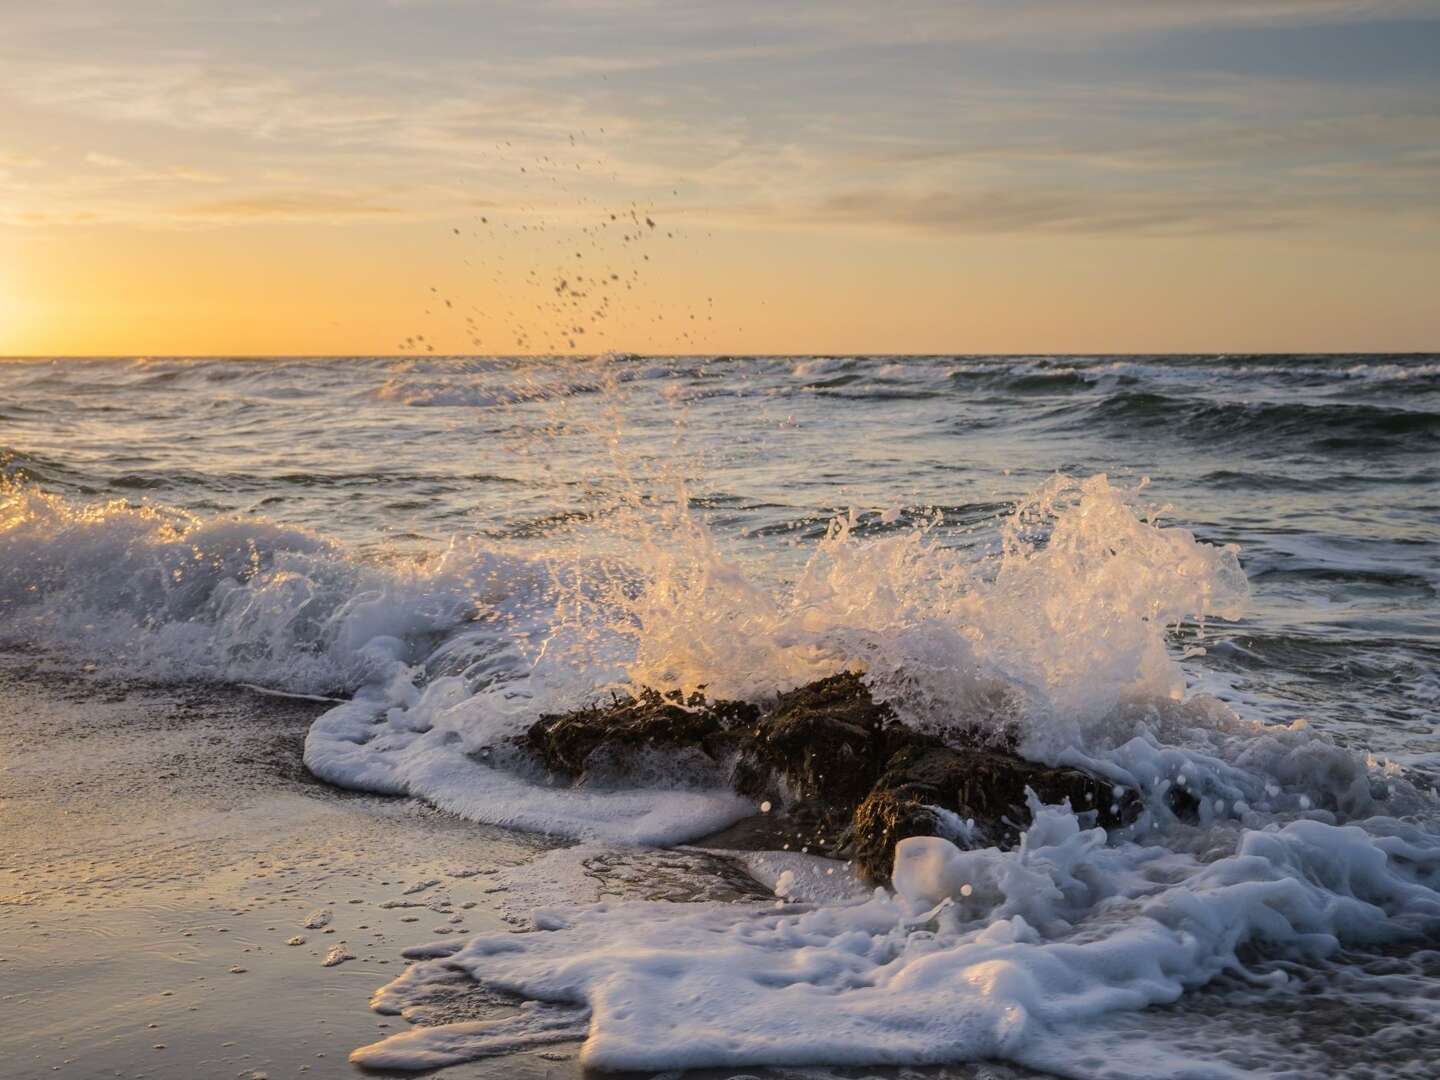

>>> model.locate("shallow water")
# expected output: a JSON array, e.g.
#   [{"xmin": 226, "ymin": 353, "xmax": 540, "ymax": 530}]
[
  {"xmin": 2, "ymin": 354, "xmax": 1435, "ymax": 749},
  {"xmin": 2, "ymin": 353, "xmax": 1438, "ymax": 1077}
]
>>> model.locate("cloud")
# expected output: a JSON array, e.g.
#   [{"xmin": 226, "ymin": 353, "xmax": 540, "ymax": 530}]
[
  {"xmin": 79, "ymin": 151, "xmax": 225, "ymax": 183},
  {"xmin": 176, "ymin": 191, "xmax": 407, "ymax": 222},
  {"xmin": 798, "ymin": 188, "xmax": 1296, "ymax": 236},
  {"xmin": 2, "ymin": 1, "xmax": 1436, "ymax": 240},
  {"xmin": 777, "ymin": 183, "xmax": 1437, "ymax": 237}
]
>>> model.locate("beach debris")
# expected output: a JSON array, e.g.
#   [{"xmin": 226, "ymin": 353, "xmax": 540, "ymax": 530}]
[
  {"xmin": 322, "ymin": 944, "xmax": 355, "ymax": 967},
  {"xmin": 302, "ymin": 908, "xmax": 332, "ymax": 929}
]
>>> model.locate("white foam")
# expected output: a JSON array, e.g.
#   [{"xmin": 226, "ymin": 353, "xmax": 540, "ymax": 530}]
[
  {"xmin": 352, "ymin": 799, "xmax": 1440, "ymax": 1073},
  {"xmin": 0, "ymin": 479, "xmax": 536, "ymax": 695},
  {"xmin": 609, "ymin": 473, "xmax": 1248, "ymax": 738},
  {"xmin": 304, "ymin": 690, "xmax": 752, "ymax": 845}
]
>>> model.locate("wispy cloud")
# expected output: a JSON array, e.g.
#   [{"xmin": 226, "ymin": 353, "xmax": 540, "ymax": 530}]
[
  {"xmin": 1, "ymin": 0, "xmax": 1437, "ymax": 238},
  {"xmin": 176, "ymin": 190, "xmax": 407, "ymax": 222},
  {"xmin": 779, "ymin": 184, "xmax": 1439, "ymax": 237}
]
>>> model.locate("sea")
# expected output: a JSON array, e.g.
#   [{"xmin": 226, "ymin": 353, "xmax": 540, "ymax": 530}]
[{"xmin": 2, "ymin": 353, "xmax": 1438, "ymax": 1078}]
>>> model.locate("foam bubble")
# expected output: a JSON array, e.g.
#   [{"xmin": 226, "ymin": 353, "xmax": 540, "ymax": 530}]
[{"xmin": 352, "ymin": 799, "xmax": 1440, "ymax": 1073}]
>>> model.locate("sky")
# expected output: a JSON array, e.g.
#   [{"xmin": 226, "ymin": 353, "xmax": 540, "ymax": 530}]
[{"xmin": 2, "ymin": 0, "xmax": 1438, "ymax": 356}]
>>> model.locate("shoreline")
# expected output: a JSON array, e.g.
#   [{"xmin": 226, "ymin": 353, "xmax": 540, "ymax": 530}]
[
  {"xmin": 0, "ymin": 651, "xmax": 1041, "ymax": 1080},
  {"xmin": 0, "ymin": 651, "xmax": 576, "ymax": 1080}
]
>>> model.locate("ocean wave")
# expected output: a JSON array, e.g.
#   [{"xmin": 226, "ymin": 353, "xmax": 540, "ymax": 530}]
[
  {"xmin": 373, "ymin": 378, "xmax": 583, "ymax": 408},
  {"xmin": 1081, "ymin": 391, "xmax": 1440, "ymax": 450},
  {"xmin": 373, "ymin": 355, "xmax": 687, "ymax": 407},
  {"xmin": 790, "ymin": 356, "xmax": 859, "ymax": 379},
  {"xmin": 0, "ymin": 446, "xmax": 88, "ymax": 489},
  {"xmin": 0, "ymin": 479, "xmax": 545, "ymax": 695},
  {"xmin": 850, "ymin": 355, "xmax": 1440, "ymax": 398}
]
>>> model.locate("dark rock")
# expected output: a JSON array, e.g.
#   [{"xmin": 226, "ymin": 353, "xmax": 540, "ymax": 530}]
[
  {"xmin": 521, "ymin": 672, "xmax": 1143, "ymax": 886},
  {"xmin": 524, "ymin": 687, "xmax": 758, "ymax": 778},
  {"xmin": 848, "ymin": 742, "xmax": 1135, "ymax": 881},
  {"xmin": 736, "ymin": 672, "xmax": 899, "ymax": 806},
  {"xmin": 849, "ymin": 789, "xmax": 944, "ymax": 883}
]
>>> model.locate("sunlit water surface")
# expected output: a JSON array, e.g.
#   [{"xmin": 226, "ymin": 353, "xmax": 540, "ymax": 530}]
[{"xmin": 2, "ymin": 353, "xmax": 1438, "ymax": 1077}]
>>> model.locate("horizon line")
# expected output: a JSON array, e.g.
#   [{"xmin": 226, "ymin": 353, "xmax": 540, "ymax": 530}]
[{"xmin": 3, "ymin": 350, "xmax": 1437, "ymax": 361}]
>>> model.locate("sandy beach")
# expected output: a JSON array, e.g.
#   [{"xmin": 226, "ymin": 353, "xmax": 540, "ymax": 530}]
[
  {"xmin": 0, "ymin": 648, "xmax": 580, "ymax": 1079},
  {"xmin": 1, "ymin": 649, "xmax": 1045, "ymax": 1080}
]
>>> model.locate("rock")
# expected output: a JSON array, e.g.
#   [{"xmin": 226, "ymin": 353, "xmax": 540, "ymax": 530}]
[
  {"xmin": 521, "ymin": 672, "xmax": 1142, "ymax": 885},
  {"xmin": 733, "ymin": 673, "xmax": 900, "ymax": 807},
  {"xmin": 524, "ymin": 687, "xmax": 758, "ymax": 778},
  {"xmin": 848, "ymin": 741, "xmax": 1134, "ymax": 881},
  {"xmin": 849, "ymin": 789, "xmax": 945, "ymax": 884},
  {"xmin": 322, "ymin": 944, "xmax": 355, "ymax": 967}
]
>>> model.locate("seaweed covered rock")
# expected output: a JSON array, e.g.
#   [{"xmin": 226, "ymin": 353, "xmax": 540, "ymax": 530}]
[
  {"xmin": 524, "ymin": 687, "xmax": 758, "ymax": 779},
  {"xmin": 850, "ymin": 788, "xmax": 945, "ymax": 883},
  {"xmin": 849, "ymin": 742, "xmax": 1135, "ymax": 881},
  {"xmin": 733, "ymin": 672, "xmax": 900, "ymax": 805},
  {"xmin": 520, "ymin": 672, "xmax": 1141, "ymax": 886}
]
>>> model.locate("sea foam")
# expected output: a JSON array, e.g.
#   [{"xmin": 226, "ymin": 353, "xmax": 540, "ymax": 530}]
[
  {"xmin": 352, "ymin": 800, "xmax": 1440, "ymax": 1073},
  {"xmin": 7, "ymin": 464, "xmax": 1439, "ymax": 1076}
]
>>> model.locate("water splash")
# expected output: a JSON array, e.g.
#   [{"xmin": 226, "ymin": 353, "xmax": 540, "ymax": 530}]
[{"xmin": 584, "ymin": 472, "xmax": 1248, "ymax": 750}]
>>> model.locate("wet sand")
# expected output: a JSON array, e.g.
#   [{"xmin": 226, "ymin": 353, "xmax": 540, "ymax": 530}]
[
  {"xmin": 0, "ymin": 651, "xmax": 1037, "ymax": 1080},
  {"xmin": 0, "ymin": 650, "xmax": 576, "ymax": 1080}
]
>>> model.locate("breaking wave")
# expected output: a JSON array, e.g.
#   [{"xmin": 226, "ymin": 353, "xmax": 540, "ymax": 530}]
[{"xmin": 4, "ymin": 351, "xmax": 1439, "ymax": 1077}]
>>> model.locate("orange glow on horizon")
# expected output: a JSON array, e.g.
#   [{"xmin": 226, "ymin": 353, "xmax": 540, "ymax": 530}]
[{"xmin": 6, "ymin": 216, "xmax": 1438, "ymax": 358}]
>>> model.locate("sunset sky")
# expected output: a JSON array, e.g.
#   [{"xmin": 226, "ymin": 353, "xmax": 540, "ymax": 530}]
[{"xmin": 3, "ymin": 0, "xmax": 1438, "ymax": 356}]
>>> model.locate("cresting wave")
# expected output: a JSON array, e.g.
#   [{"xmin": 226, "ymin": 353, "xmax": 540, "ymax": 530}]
[
  {"xmin": 0, "ymin": 478, "xmax": 546, "ymax": 695},
  {"xmin": 1079, "ymin": 392, "xmax": 1440, "ymax": 451},
  {"xmin": 4, "ymin": 466, "xmax": 1439, "ymax": 1077}
]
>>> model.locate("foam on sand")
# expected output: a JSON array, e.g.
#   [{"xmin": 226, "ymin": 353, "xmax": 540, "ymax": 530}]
[{"xmin": 352, "ymin": 800, "xmax": 1440, "ymax": 1074}]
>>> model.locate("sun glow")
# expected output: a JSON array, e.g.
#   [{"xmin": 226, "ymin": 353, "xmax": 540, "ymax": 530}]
[{"xmin": 0, "ymin": 257, "xmax": 16, "ymax": 353}]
